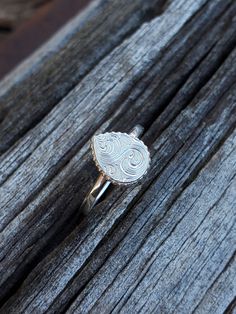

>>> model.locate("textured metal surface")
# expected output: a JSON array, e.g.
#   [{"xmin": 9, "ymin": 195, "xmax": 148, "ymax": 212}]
[{"xmin": 92, "ymin": 132, "xmax": 150, "ymax": 185}]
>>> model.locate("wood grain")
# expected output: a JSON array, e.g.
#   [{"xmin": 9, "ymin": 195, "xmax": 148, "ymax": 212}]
[{"xmin": 0, "ymin": 0, "xmax": 235, "ymax": 312}]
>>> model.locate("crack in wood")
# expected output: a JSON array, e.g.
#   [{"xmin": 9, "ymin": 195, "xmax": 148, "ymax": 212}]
[{"xmin": 0, "ymin": 0, "xmax": 236, "ymax": 312}]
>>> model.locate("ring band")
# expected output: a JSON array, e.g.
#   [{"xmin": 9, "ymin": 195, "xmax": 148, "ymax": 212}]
[{"xmin": 81, "ymin": 125, "xmax": 150, "ymax": 215}]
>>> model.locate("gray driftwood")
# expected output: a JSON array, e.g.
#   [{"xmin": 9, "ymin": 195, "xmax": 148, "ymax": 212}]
[{"xmin": 0, "ymin": 0, "xmax": 236, "ymax": 313}]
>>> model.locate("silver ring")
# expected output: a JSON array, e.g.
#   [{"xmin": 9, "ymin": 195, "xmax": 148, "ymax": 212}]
[{"xmin": 81, "ymin": 125, "xmax": 151, "ymax": 214}]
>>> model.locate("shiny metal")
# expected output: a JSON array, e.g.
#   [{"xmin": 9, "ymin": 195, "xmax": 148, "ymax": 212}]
[
  {"xmin": 129, "ymin": 124, "xmax": 144, "ymax": 138},
  {"xmin": 81, "ymin": 175, "xmax": 111, "ymax": 215},
  {"xmin": 81, "ymin": 125, "xmax": 150, "ymax": 215}
]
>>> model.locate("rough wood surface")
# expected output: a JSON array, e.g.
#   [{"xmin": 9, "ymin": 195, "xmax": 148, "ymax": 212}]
[{"xmin": 0, "ymin": 0, "xmax": 235, "ymax": 313}]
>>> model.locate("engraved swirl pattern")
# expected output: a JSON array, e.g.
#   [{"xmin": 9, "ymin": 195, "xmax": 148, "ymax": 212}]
[{"xmin": 92, "ymin": 132, "xmax": 150, "ymax": 184}]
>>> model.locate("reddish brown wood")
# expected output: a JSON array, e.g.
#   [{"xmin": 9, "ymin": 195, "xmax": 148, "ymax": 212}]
[{"xmin": 0, "ymin": 0, "xmax": 92, "ymax": 79}]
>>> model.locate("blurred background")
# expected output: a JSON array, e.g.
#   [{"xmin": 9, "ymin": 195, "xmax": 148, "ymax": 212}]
[{"xmin": 0, "ymin": 0, "xmax": 91, "ymax": 79}]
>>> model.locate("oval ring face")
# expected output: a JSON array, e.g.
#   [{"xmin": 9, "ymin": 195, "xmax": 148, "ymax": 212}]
[{"xmin": 92, "ymin": 132, "xmax": 150, "ymax": 185}]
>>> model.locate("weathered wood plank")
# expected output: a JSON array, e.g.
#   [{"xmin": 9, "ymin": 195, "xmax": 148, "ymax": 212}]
[
  {"xmin": 193, "ymin": 253, "xmax": 236, "ymax": 314},
  {"xmin": 1, "ymin": 38, "xmax": 236, "ymax": 314},
  {"xmin": 0, "ymin": 0, "xmax": 235, "ymax": 312},
  {"xmin": 0, "ymin": 0, "xmax": 167, "ymax": 154},
  {"xmin": 1, "ymin": 0, "xmax": 212, "ymax": 232},
  {"xmin": 2, "ymin": 0, "xmax": 235, "ymax": 185},
  {"xmin": 67, "ymin": 129, "xmax": 236, "ymax": 314},
  {"xmin": 0, "ymin": 0, "xmax": 235, "ymax": 306}
]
